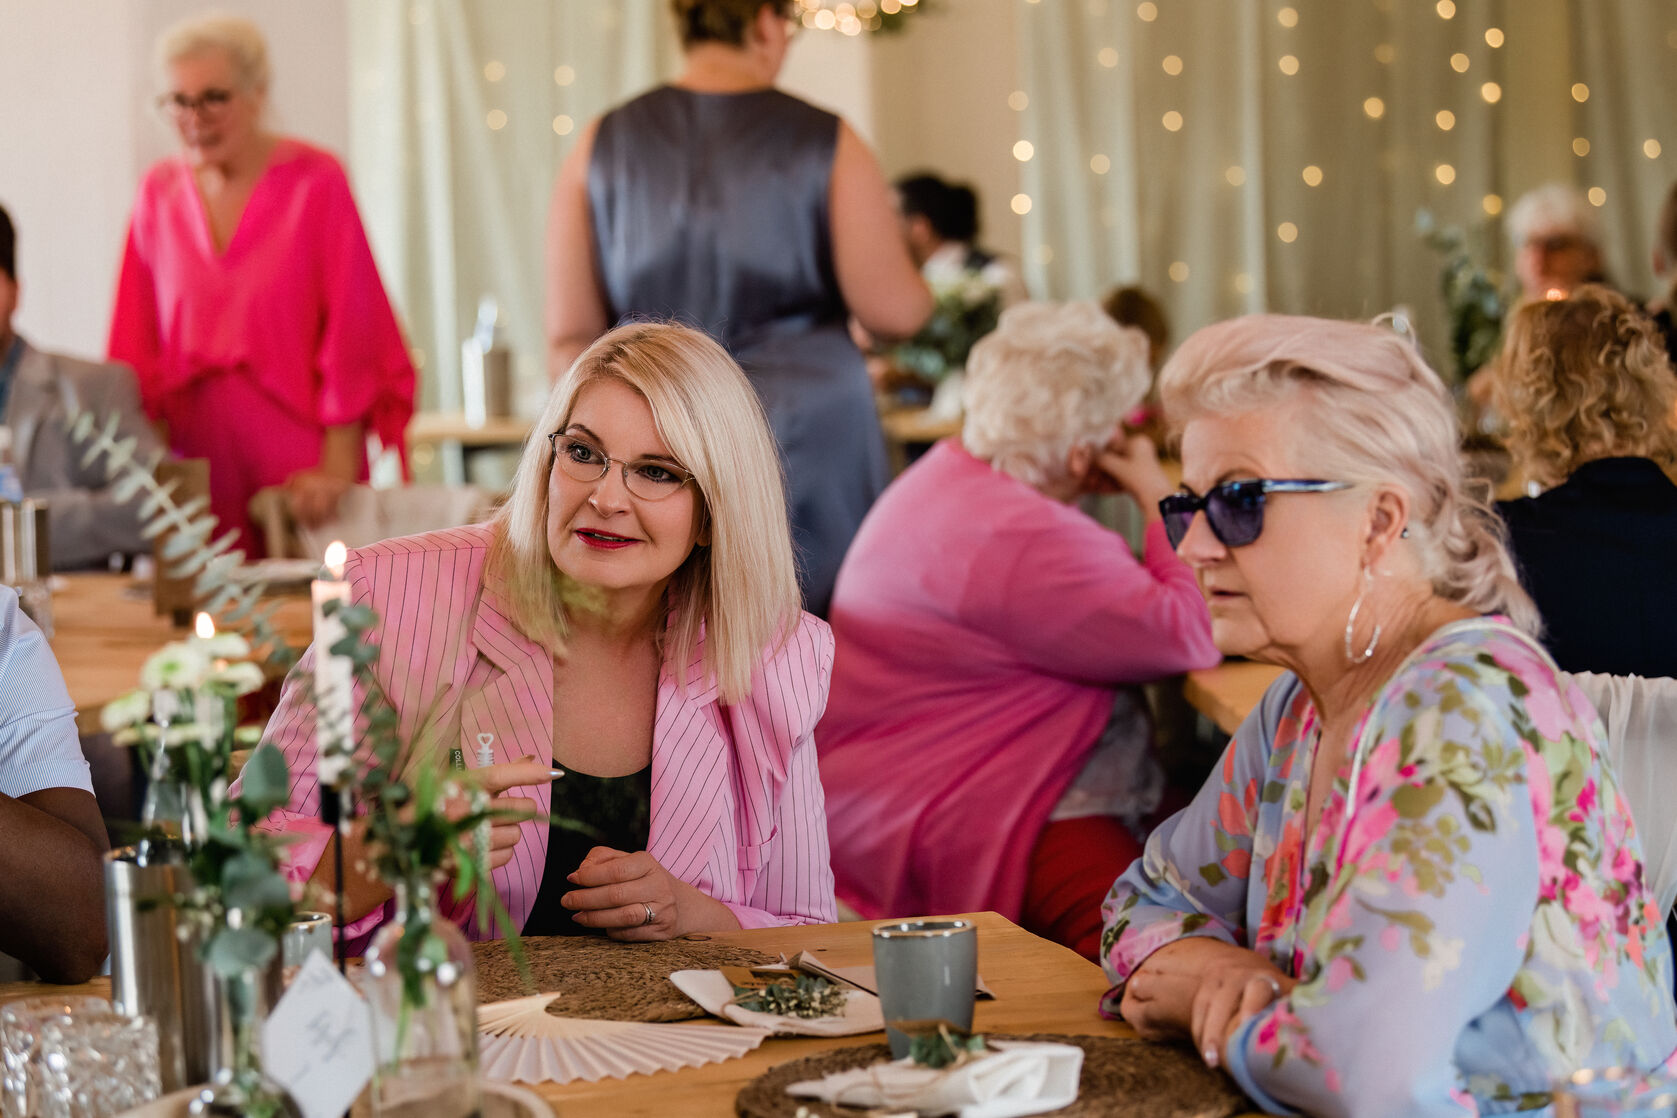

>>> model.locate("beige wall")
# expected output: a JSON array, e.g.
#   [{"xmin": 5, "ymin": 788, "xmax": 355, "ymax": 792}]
[
  {"xmin": 0, "ymin": 0, "xmax": 349, "ymax": 360},
  {"xmin": 869, "ymin": 0, "xmax": 1026, "ymax": 264}
]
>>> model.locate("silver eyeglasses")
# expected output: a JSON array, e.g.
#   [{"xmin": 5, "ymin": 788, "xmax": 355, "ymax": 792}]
[{"xmin": 547, "ymin": 433, "xmax": 694, "ymax": 501}]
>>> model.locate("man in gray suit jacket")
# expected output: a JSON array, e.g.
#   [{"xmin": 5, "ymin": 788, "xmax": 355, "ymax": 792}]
[{"xmin": 0, "ymin": 204, "xmax": 162, "ymax": 569}]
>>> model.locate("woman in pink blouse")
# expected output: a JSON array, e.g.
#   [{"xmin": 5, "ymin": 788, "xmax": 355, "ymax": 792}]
[
  {"xmin": 250, "ymin": 322, "xmax": 835, "ymax": 950},
  {"xmin": 108, "ymin": 15, "xmax": 413, "ymax": 557},
  {"xmin": 817, "ymin": 302, "xmax": 1218, "ymax": 960}
]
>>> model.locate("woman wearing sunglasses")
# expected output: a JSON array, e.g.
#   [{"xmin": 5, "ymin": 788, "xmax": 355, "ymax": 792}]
[
  {"xmin": 253, "ymin": 322, "xmax": 834, "ymax": 949},
  {"xmin": 108, "ymin": 14, "xmax": 414, "ymax": 557},
  {"xmin": 1102, "ymin": 315, "xmax": 1675, "ymax": 1114}
]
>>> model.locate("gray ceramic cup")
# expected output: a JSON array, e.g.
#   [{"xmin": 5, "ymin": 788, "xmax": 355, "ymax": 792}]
[{"xmin": 871, "ymin": 919, "xmax": 978, "ymax": 1058}]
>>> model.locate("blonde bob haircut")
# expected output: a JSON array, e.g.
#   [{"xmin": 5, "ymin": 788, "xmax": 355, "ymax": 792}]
[
  {"xmin": 156, "ymin": 12, "xmax": 272, "ymax": 93},
  {"xmin": 1494, "ymin": 284, "xmax": 1677, "ymax": 489},
  {"xmin": 1159, "ymin": 314, "xmax": 1539, "ymax": 634},
  {"xmin": 489, "ymin": 321, "xmax": 801, "ymax": 703},
  {"xmin": 962, "ymin": 301, "xmax": 1152, "ymax": 488}
]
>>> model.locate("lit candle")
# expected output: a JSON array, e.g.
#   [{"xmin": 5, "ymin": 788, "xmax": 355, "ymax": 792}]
[
  {"xmin": 312, "ymin": 541, "xmax": 353, "ymax": 790},
  {"xmin": 193, "ymin": 612, "xmax": 225, "ymax": 754}
]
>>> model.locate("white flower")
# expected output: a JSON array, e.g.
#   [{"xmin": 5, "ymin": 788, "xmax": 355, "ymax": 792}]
[
  {"xmin": 196, "ymin": 632, "xmax": 251, "ymax": 660},
  {"xmin": 101, "ymin": 689, "xmax": 153, "ymax": 733},
  {"xmin": 210, "ymin": 661, "xmax": 265, "ymax": 696},
  {"xmin": 140, "ymin": 642, "xmax": 212, "ymax": 691}
]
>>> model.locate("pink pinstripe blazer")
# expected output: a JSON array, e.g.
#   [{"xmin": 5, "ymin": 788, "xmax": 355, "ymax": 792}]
[{"xmin": 259, "ymin": 523, "xmax": 837, "ymax": 948}]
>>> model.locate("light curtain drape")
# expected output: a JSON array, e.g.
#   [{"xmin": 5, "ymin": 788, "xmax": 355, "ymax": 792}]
[
  {"xmin": 1017, "ymin": 0, "xmax": 1677, "ymax": 366},
  {"xmin": 347, "ymin": 1, "xmax": 678, "ymax": 420}
]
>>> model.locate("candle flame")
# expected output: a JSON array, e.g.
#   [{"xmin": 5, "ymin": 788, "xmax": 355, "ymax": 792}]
[
  {"xmin": 194, "ymin": 611, "xmax": 215, "ymax": 639},
  {"xmin": 324, "ymin": 540, "xmax": 348, "ymax": 578}
]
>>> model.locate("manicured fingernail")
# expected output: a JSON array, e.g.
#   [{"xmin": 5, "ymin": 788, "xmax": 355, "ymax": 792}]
[
  {"xmin": 1203, "ymin": 1048, "xmax": 1218, "ymax": 1067},
  {"xmin": 549, "ymin": 767, "xmax": 565, "ymax": 780}
]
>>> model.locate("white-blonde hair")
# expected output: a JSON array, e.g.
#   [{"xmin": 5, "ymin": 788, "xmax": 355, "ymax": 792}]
[
  {"xmin": 156, "ymin": 12, "xmax": 271, "ymax": 92},
  {"xmin": 1507, "ymin": 182, "xmax": 1602, "ymax": 251},
  {"xmin": 962, "ymin": 301, "xmax": 1151, "ymax": 487},
  {"xmin": 1159, "ymin": 314, "xmax": 1540, "ymax": 634},
  {"xmin": 489, "ymin": 321, "xmax": 801, "ymax": 703}
]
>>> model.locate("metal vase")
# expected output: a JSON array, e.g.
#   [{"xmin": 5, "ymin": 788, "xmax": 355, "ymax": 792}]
[{"xmin": 103, "ymin": 847, "xmax": 214, "ymax": 1092}]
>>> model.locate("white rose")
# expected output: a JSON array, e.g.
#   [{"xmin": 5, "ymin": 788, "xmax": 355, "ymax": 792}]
[
  {"xmin": 210, "ymin": 661, "xmax": 266, "ymax": 696},
  {"xmin": 101, "ymin": 689, "xmax": 153, "ymax": 733},
  {"xmin": 140, "ymin": 642, "xmax": 212, "ymax": 691},
  {"xmin": 198, "ymin": 632, "xmax": 252, "ymax": 660}
]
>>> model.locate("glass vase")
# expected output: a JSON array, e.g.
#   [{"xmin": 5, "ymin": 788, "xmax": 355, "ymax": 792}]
[
  {"xmin": 363, "ymin": 878, "xmax": 480, "ymax": 1118},
  {"xmin": 189, "ymin": 963, "xmax": 301, "ymax": 1118}
]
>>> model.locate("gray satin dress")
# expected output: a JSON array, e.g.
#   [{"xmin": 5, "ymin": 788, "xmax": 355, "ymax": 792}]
[{"xmin": 588, "ymin": 85, "xmax": 888, "ymax": 616}]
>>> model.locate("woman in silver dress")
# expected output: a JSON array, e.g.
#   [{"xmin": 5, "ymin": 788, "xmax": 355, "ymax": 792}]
[{"xmin": 545, "ymin": 0, "xmax": 931, "ymax": 615}]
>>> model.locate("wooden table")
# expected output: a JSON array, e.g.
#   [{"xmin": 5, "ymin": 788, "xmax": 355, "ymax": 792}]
[
  {"xmin": 1183, "ymin": 660, "xmax": 1285, "ymax": 735},
  {"xmin": 0, "ymin": 912, "xmax": 1131, "ymax": 1117},
  {"xmin": 47, "ymin": 573, "xmax": 313, "ymax": 730}
]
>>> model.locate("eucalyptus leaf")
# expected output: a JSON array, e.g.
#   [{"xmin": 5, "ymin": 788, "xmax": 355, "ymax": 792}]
[
  {"xmin": 237, "ymin": 743, "xmax": 292, "ymax": 819},
  {"xmin": 204, "ymin": 925, "xmax": 278, "ymax": 980},
  {"xmin": 223, "ymin": 852, "xmax": 292, "ymax": 912}
]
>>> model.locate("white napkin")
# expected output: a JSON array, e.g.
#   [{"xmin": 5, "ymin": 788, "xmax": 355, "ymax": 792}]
[
  {"xmin": 785, "ymin": 1040, "xmax": 1084, "ymax": 1118},
  {"xmin": 668, "ymin": 969, "xmax": 885, "ymax": 1037}
]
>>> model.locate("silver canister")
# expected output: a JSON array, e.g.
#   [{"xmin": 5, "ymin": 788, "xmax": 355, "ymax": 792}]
[
  {"xmin": 103, "ymin": 847, "xmax": 214, "ymax": 1092},
  {"xmin": 0, "ymin": 501, "xmax": 52, "ymax": 636}
]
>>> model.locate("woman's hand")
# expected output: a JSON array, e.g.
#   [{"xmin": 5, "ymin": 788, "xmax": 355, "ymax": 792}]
[
  {"xmin": 285, "ymin": 468, "xmax": 353, "ymax": 528},
  {"xmin": 449, "ymin": 757, "xmax": 552, "ymax": 872},
  {"xmin": 286, "ymin": 421, "xmax": 365, "ymax": 528},
  {"xmin": 1091, "ymin": 431, "xmax": 1175, "ymax": 520},
  {"xmin": 1119, "ymin": 937, "xmax": 1294, "ymax": 1062},
  {"xmin": 1187, "ymin": 949, "xmax": 1295, "ymax": 1070},
  {"xmin": 562, "ymin": 847, "xmax": 741, "ymax": 941}
]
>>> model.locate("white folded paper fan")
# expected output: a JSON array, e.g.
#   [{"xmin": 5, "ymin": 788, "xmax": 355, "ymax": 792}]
[{"xmin": 477, "ymin": 994, "xmax": 770, "ymax": 1084}]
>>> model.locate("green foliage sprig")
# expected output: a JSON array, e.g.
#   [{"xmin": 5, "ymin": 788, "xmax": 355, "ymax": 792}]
[
  {"xmin": 728, "ymin": 974, "xmax": 847, "ymax": 1019},
  {"xmin": 891, "ymin": 273, "xmax": 1003, "ymax": 382},
  {"xmin": 1416, "ymin": 210, "xmax": 1507, "ymax": 385},
  {"xmin": 908, "ymin": 1024, "xmax": 988, "ymax": 1069},
  {"xmin": 66, "ymin": 404, "xmax": 297, "ymax": 669}
]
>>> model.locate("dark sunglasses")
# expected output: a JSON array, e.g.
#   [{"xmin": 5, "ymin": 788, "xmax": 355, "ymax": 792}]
[{"xmin": 1160, "ymin": 479, "xmax": 1352, "ymax": 550}]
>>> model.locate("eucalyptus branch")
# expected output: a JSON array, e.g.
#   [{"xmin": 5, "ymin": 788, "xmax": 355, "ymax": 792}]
[{"xmin": 64, "ymin": 403, "xmax": 299, "ymax": 669}]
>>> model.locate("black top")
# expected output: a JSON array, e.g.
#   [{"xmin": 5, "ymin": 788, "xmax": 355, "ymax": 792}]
[
  {"xmin": 522, "ymin": 765, "xmax": 653, "ymax": 937},
  {"xmin": 1654, "ymin": 306, "xmax": 1677, "ymax": 372},
  {"xmin": 1497, "ymin": 456, "xmax": 1677, "ymax": 678}
]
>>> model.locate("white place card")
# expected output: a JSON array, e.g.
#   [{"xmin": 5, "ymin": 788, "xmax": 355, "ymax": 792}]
[{"xmin": 262, "ymin": 952, "xmax": 375, "ymax": 1118}]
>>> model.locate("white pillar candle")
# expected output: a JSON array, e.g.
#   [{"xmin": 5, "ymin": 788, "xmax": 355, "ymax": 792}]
[{"xmin": 311, "ymin": 540, "xmax": 353, "ymax": 789}]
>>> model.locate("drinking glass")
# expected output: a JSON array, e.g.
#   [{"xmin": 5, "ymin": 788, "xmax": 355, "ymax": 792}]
[
  {"xmin": 282, "ymin": 910, "xmax": 334, "ymax": 975},
  {"xmin": 0, "ymin": 995, "xmax": 111, "ymax": 1118},
  {"xmin": 871, "ymin": 919, "xmax": 978, "ymax": 1059},
  {"xmin": 37, "ymin": 1011, "xmax": 161, "ymax": 1118},
  {"xmin": 1555, "ymin": 1067, "xmax": 1677, "ymax": 1117}
]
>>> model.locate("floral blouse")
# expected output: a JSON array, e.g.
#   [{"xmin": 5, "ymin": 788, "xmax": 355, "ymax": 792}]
[{"xmin": 1101, "ymin": 618, "xmax": 1676, "ymax": 1116}]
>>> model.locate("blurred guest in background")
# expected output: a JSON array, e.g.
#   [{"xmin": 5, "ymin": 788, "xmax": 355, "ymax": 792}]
[
  {"xmin": 1648, "ymin": 179, "xmax": 1677, "ymax": 367},
  {"xmin": 896, "ymin": 171, "xmax": 1029, "ymax": 308},
  {"xmin": 108, "ymin": 14, "xmax": 414, "ymax": 558},
  {"xmin": 1507, "ymin": 183, "xmax": 1608, "ymax": 303},
  {"xmin": 547, "ymin": 0, "xmax": 930, "ymax": 617},
  {"xmin": 1495, "ymin": 284, "xmax": 1677, "ymax": 678},
  {"xmin": 1101, "ymin": 284, "xmax": 1171, "ymax": 441},
  {"xmin": 818, "ymin": 302, "xmax": 1216, "ymax": 960},
  {"xmin": 0, "ymin": 204, "xmax": 162, "ymax": 569},
  {"xmin": 1104, "ymin": 313, "xmax": 1673, "ymax": 1113}
]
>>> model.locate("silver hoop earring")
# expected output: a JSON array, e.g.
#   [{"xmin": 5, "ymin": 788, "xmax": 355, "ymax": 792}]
[{"xmin": 1344, "ymin": 568, "xmax": 1381, "ymax": 665}]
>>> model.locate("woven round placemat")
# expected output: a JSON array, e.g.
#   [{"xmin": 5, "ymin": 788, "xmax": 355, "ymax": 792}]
[
  {"xmin": 473, "ymin": 935, "xmax": 776, "ymax": 1022},
  {"xmin": 735, "ymin": 1034, "xmax": 1252, "ymax": 1118}
]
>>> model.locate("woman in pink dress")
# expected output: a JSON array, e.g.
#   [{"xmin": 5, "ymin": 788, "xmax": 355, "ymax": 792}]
[{"xmin": 108, "ymin": 15, "xmax": 414, "ymax": 557}]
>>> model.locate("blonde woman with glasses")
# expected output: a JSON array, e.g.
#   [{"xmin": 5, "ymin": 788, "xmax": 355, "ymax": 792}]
[
  {"xmin": 1103, "ymin": 315, "xmax": 1675, "ymax": 1114},
  {"xmin": 108, "ymin": 13, "xmax": 413, "ymax": 558},
  {"xmin": 254, "ymin": 322, "xmax": 835, "ymax": 950}
]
